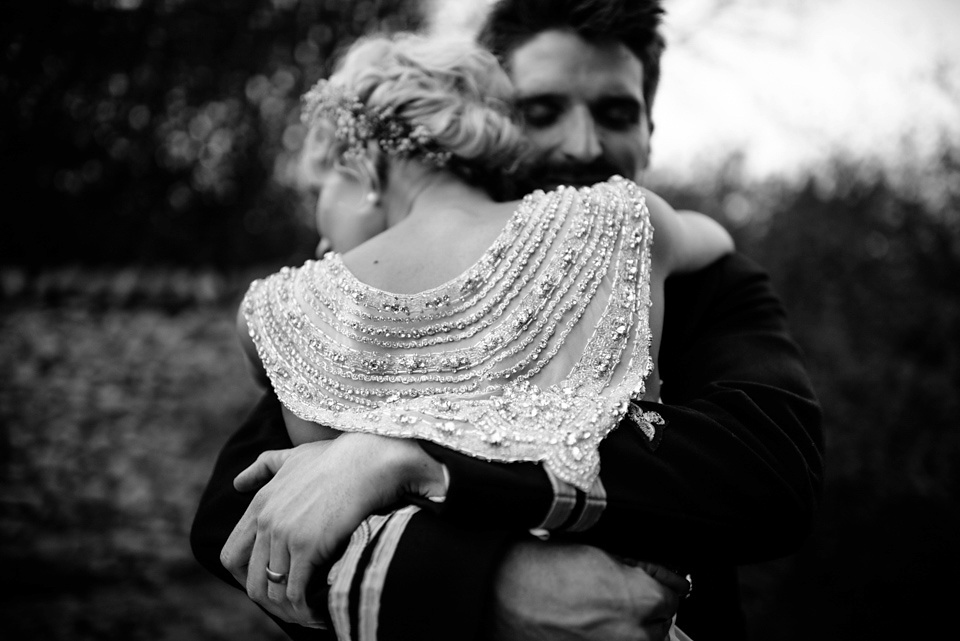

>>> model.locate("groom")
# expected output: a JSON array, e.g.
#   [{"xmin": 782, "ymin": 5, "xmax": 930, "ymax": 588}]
[{"xmin": 191, "ymin": 1, "xmax": 823, "ymax": 640}]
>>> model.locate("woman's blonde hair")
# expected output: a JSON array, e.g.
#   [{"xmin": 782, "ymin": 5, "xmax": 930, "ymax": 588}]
[{"xmin": 310, "ymin": 32, "xmax": 527, "ymax": 191}]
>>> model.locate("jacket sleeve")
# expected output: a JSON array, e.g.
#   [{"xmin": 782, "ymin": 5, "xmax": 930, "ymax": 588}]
[
  {"xmin": 190, "ymin": 392, "xmax": 516, "ymax": 641},
  {"xmin": 420, "ymin": 252, "xmax": 824, "ymax": 567}
]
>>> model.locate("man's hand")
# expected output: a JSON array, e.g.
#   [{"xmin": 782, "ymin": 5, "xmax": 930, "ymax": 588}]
[
  {"xmin": 220, "ymin": 433, "xmax": 446, "ymax": 627},
  {"xmin": 488, "ymin": 542, "xmax": 689, "ymax": 641}
]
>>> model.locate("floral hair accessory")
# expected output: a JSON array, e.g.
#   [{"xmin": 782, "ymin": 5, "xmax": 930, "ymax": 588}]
[{"xmin": 301, "ymin": 79, "xmax": 452, "ymax": 168}]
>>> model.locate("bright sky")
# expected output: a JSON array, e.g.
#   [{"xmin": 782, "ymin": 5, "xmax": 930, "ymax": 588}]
[
  {"xmin": 427, "ymin": 0, "xmax": 960, "ymax": 180},
  {"xmin": 653, "ymin": 0, "xmax": 960, "ymax": 177}
]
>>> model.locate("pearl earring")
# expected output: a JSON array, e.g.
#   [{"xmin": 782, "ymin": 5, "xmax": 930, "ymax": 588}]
[{"xmin": 365, "ymin": 192, "xmax": 378, "ymax": 204}]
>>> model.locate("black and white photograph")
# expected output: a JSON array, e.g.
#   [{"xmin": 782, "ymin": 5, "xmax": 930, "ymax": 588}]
[{"xmin": 2, "ymin": 1, "xmax": 958, "ymax": 640}]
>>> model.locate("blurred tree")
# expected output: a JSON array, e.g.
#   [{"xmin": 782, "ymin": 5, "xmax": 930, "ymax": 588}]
[
  {"xmin": 1, "ymin": 0, "xmax": 421, "ymax": 268},
  {"xmin": 754, "ymin": 160, "xmax": 960, "ymax": 502},
  {"xmin": 654, "ymin": 148, "xmax": 960, "ymax": 502},
  {"xmin": 743, "ymin": 171, "xmax": 960, "ymax": 640}
]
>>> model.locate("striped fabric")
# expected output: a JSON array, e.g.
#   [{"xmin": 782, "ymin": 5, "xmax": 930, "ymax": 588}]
[
  {"xmin": 328, "ymin": 506, "xmax": 422, "ymax": 641},
  {"xmin": 535, "ymin": 467, "xmax": 607, "ymax": 533}
]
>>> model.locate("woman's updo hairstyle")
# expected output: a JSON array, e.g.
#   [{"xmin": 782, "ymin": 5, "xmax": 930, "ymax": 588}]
[{"xmin": 317, "ymin": 33, "xmax": 527, "ymax": 190}]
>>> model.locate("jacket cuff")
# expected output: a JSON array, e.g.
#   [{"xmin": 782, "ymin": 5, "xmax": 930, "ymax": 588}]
[{"xmin": 417, "ymin": 441, "xmax": 606, "ymax": 533}]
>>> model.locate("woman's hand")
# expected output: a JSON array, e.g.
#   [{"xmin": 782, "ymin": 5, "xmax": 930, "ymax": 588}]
[{"xmin": 220, "ymin": 433, "xmax": 446, "ymax": 627}]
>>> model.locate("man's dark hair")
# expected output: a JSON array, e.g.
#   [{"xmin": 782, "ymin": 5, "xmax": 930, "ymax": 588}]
[{"xmin": 478, "ymin": 0, "xmax": 666, "ymax": 117}]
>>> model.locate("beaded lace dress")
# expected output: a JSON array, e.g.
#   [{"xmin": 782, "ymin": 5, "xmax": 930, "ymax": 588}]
[{"xmin": 242, "ymin": 176, "xmax": 656, "ymax": 491}]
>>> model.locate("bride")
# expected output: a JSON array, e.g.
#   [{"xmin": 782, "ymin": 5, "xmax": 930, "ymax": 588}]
[{"xmin": 237, "ymin": 31, "xmax": 728, "ymax": 640}]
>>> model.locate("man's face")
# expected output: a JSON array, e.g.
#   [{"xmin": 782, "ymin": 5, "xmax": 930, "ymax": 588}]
[{"xmin": 507, "ymin": 29, "xmax": 651, "ymax": 190}]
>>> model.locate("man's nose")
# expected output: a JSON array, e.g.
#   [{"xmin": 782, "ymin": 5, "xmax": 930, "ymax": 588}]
[{"xmin": 559, "ymin": 106, "xmax": 602, "ymax": 162}]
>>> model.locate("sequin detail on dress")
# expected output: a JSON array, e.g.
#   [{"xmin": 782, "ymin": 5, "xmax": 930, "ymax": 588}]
[{"xmin": 243, "ymin": 177, "xmax": 655, "ymax": 491}]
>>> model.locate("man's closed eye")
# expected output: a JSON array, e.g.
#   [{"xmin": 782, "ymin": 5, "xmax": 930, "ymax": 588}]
[
  {"xmin": 593, "ymin": 98, "xmax": 641, "ymax": 131},
  {"xmin": 518, "ymin": 98, "xmax": 563, "ymax": 129}
]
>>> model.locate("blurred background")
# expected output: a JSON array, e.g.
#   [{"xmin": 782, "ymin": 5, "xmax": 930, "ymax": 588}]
[{"xmin": 1, "ymin": 0, "xmax": 957, "ymax": 639}]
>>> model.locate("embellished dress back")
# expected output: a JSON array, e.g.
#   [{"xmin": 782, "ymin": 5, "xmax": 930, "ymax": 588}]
[{"xmin": 242, "ymin": 177, "xmax": 656, "ymax": 491}]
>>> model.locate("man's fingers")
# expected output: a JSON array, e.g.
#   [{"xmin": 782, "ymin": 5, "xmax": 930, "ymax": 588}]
[
  {"xmin": 618, "ymin": 560, "xmax": 684, "ymax": 634},
  {"xmin": 221, "ymin": 502, "xmax": 259, "ymax": 585},
  {"xmin": 633, "ymin": 561, "xmax": 691, "ymax": 597},
  {"xmin": 267, "ymin": 536, "xmax": 292, "ymax": 604},
  {"xmin": 286, "ymin": 546, "xmax": 318, "ymax": 623},
  {"xmin": 246, "ymin": 527, "xmax": 271, "ymax": 605},
  {"xmin": 234, "ymin": 450, "xmax": 287, "ymax": 492}
]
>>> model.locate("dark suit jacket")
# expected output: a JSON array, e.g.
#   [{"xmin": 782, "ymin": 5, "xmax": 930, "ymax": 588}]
[{"xmin": 190, "ymin": 252, "xmax": 823, "ymax": 641}]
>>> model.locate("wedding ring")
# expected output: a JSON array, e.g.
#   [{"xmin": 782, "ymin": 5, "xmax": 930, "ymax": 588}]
[{"xmin": 265, "ymin": 566, "xmax": 288, "ymax": 585}]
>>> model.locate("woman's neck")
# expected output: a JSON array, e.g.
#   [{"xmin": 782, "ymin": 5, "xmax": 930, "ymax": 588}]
[{"xmin": 382, "ymin": 164, "xmax": 492, "ymax": 227}]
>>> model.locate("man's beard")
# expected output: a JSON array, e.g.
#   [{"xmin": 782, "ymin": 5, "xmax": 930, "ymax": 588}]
[{"xmin": 520, "ymin": 157, "xmax": 624, "ymax": 194}]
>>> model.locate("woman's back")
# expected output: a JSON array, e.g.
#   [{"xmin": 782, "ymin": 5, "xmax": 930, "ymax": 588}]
[
  {"xmin": 242, "ymin": 177, "xmax": 701, "ymax": 490},
  {"xmin": 342, "ymin": 188, "xmax": 520, "ymax": 296}
]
